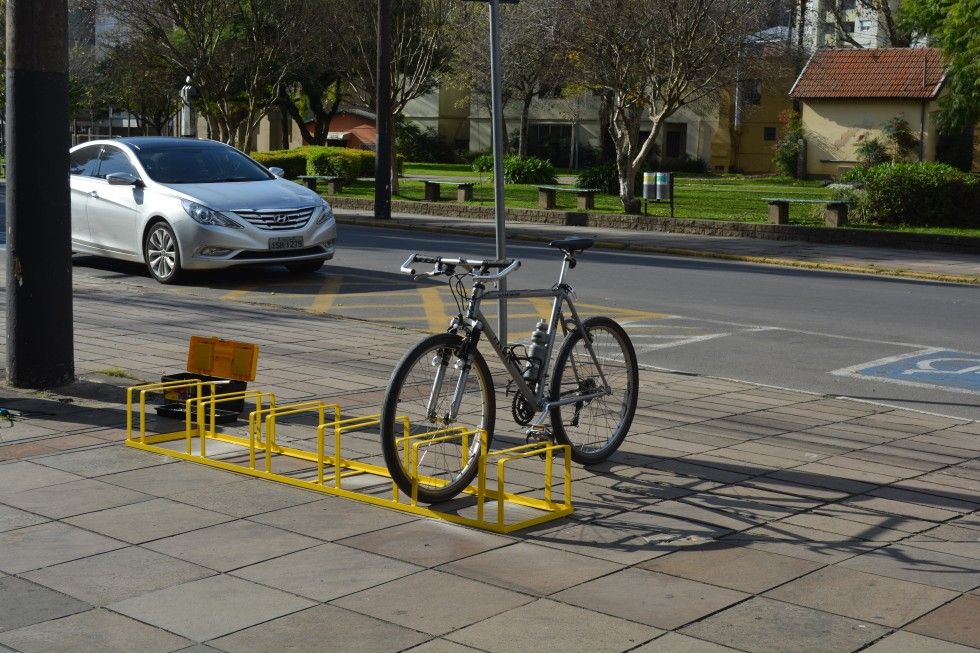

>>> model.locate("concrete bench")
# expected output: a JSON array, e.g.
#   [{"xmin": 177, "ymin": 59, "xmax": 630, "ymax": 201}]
[
  {"xmin": 763, "ymin": 197, "xmax": 849, "ymax": 228},
  {"xmin": 538, "ymin": 185, "xmax": 600, "ymax": 211},
  {"xmin": 423, "ymin": 180, "xmax": 475, "ymax": 202},
  {"xmin": 297, "ymin": 175, "xmax": 343, "ymax": 194}
]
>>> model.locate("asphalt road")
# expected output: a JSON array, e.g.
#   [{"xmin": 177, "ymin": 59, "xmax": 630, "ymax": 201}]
[{"xmin": 2, "ymin": 209, "xmax": 979, "ymax": 420}]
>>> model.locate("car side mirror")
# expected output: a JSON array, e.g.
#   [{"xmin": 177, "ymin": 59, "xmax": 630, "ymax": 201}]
[
  {"xmin": 106, "ymin": 172, "xmax": 143, "ymax": 187},
  {"xmin": 268, "ymin": 166, "xmax": 285, "ymax": 178}
]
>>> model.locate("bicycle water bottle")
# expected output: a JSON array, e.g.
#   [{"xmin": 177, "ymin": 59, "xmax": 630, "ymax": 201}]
[{"xmin": 524, "ymin": 321, "xmax": 549, "ymax": 381}]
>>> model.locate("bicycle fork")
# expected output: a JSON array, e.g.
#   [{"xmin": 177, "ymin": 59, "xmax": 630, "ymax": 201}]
[{"xmin": 427, "ymin": 332, "xmax": 480, "ymax": 425}]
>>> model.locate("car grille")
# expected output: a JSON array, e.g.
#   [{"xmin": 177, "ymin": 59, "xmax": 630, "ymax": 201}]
[
  {"xmin": 233, "ymin": 207, "xmax": 315, "ymax": 231},
  {"xmin": 232, "ymin": 245, "xmax": 327, "ymax": 260}
]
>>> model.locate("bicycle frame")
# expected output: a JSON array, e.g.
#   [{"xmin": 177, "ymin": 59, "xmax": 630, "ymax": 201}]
[{"xmin": 448, "ymin": 256, "xmax": 613, "ymax": 424}]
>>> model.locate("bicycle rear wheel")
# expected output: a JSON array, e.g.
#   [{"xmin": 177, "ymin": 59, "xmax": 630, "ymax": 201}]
[
  {"xmin": 380, "ymin": 333, "xmax": 495, "ymax": 503},
  {"xmin": 549, "ymin": 316, "xmax": 638, "ymax": 465}
]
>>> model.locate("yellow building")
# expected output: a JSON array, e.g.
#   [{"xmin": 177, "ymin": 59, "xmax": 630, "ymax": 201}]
[{"xmin": 789, "ymin": 48, "xmax": 947, "ymax": 178}]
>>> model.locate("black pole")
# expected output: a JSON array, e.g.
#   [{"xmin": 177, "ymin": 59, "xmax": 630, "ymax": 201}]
[
  {"xmin": 374, "ymin": 0, "xmax": 392, "ymax": 220},
  {"xmin": 5, "ymin": 0, "xmax": 74, "ymax": 388}
]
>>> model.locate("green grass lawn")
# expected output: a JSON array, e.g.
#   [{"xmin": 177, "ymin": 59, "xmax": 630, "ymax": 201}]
[{"xmin": 327, "ymin": 166, "xmax": 980, "ymax": 237}]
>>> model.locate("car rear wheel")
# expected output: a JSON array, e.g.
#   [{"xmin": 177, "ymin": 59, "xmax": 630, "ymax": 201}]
[
  {"xmin": 144, "ymin": 221, "xmax": 184, "ymax": 284},
  {"xmin": 284, "ymin": 259, "xmax": 324, "ymax": 274}
]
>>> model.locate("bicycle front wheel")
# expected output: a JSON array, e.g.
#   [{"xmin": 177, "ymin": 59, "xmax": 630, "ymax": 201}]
[
  {"xmin": 380, "ymin": 333, "xmax": 496, "ymax": 503},
  {"xmin": 549, "ymin": 316, "xmax": 638, "ymax": 465}
]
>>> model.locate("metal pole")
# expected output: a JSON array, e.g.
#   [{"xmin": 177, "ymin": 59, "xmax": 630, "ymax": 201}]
[
  {"xmin": 488, "ymin": 0, "xmax": 508, "ymax": 344},
  {"xmin": 5, "ymin": 0, "xmax": 75, "ymax": 388},
  {"xmin": 374, "ymin": 0, "xmax": 392, "ymax": 220}
]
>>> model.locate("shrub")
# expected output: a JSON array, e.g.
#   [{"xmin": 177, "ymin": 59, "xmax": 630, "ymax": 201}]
[
  {"xmin": 471, "ymin": 153, "xmax": 494, "ymax": 173},
  {"xmin": 459, "ymin": 148, "xmax": 489, "ymax": 165},
  {"xmin": 854, "ymin": 162, "xmax": 979, "ymax": 227},
  {"xmin": 854, "ymin": 136, "xmax": 890, "ymax": 168},
  {"xmin": 576, "ymin": 163, "xmax": 618, "ymax": 195},
  {"xmin": 657, "ymin": 154, "xmax": 709, "ymax": 174},
  {"xmin": 502, "ymin": 155, "xmax": 557, "ymax": 184},
  {"xmin": 251, "ymin": 149, "xmax": 307, "ymax": 179},
  {"xmin": 772, "ymin": 110, "xmax": 804, "ymax": 178},
  {"xmin": 882, "ymin": 115, "xmax": 919, "ymax": 162},
  {"xmin": 306, "ymin": 146, "xmax": 375, "ymax": 181},
  {"xmin": 396, "ymin": 121, "xmax": 457, "ymax": 163}
]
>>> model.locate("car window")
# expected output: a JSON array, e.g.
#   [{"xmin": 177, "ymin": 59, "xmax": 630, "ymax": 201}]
[
  {"xmin": 96, "ymin": 146, "xmax": 139, "ymax": 179},
  {"xmin": 69, "ymin": 145, "xmax": 102, "ymax": 177},
  {"xmin": 134, "ymin": 143, "xmax": 272, "ymax": 184}
]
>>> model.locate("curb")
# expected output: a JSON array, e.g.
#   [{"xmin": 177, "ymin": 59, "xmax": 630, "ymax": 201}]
[{"xmin": 336, "ymin": 214, "xmax": 980, "ymax": 286}]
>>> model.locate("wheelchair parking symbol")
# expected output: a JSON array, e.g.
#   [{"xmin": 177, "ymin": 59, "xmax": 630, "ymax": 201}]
[{"xmin": 833, "ymin": 349, "xmax": 980, "ymax": 394}]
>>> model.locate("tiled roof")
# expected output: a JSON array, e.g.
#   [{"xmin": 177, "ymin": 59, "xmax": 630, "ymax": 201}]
[{"xmin": 789, "ymin": 48, "xmax": 947, "ymax": 99}]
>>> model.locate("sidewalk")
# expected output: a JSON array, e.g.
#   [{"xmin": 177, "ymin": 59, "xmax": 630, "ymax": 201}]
[
  {"xmin": 0, "ymin": 264, "xmax": 978, "ymax": 652},
  {"xmin": 333, "ymin": 207, "xmax": 980, "ymax": 285}
]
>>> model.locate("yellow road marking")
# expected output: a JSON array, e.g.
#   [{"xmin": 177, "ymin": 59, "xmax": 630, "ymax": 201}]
[
  {"xmin": 310, "ymin": 275, "xmax": 343, "ymax": 314},
  {"xmin": 419, "ymin": 287, "xmax": 448, "ymax": 333}
]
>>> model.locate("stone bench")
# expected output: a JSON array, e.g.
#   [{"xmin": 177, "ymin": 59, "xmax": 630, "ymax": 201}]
[
  {"xmin": 763, "ymin": 197, "xmax": 850, "ymax": 228},
  {"xmin": 423, "ymin": 180, "xmax": 475, "ymax": 202},
  {"xmin": 537, "ymin": 185, "xmax": 600, "ymax": 211},
  {"xmin": 297, "ymin": 175, "xmax": 343, "ymax": 194}
]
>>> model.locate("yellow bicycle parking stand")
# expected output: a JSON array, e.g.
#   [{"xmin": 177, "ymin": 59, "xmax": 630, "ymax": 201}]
[{"xmin": 124, "ymin": 380, "xmax": 573, "ymax": 534}]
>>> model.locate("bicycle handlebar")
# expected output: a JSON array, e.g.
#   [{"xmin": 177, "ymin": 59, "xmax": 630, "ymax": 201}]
[{"xmin": 400, "ymin": 253, "xmax": 521, "ymax": 281}]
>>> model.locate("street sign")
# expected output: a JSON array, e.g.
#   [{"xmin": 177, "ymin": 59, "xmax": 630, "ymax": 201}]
[{"xmin": 833, "ymin": 348, "xmax": 980, "ymax": 394}]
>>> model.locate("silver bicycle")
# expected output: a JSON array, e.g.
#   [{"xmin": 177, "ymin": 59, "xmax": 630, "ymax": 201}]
[{"xmin": 380, "ymin": 237, "xmax": 639, "ymax": 503}]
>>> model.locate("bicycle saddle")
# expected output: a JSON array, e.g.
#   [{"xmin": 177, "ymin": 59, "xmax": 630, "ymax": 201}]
[{"xmin": 549, "ymin": 237, "xmax": 594, "ymax": 254}]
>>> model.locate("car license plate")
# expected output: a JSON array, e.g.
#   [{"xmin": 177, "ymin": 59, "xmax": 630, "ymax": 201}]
[{"xmin": 269, "ymin": 236, "xmax": 303, "ymax": 250}]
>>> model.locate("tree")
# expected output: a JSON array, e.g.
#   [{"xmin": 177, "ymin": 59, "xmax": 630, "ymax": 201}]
[
  {"xmin": 98, "ymin": 36, "xmax": 179, "ymax": 135},
  {"xmin": 338, "ymin": 0, "xmax": 455, "ymax": 192},
  {"xmin": 570, "ymin": 0, "xmax": 771, "ymax": 213},
  {"xmin": 104, "ymin": 0, "xmax": 311, "ymax": 151},
  {"xmin": 451, "ymin": 0, "xmax": 571, "ymax": 158},
  {"xmin": 900, "ymin": 0, "xmax": 980, "ymax": 133}
]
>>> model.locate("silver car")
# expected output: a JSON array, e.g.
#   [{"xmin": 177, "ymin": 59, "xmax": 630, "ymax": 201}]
[{"xmin": 69, "ymin": 137, "xmax": 337, "ymax": 283}]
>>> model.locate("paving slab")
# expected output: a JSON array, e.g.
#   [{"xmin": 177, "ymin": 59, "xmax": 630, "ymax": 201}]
[
  {"xmin": 765, "ymin": 565, "xmax": 958, "ymax": 627},
  {"xmin": 839, "ymin": 543, "xmax": 980, "ymax": 591},
  {"xmin": 552, "ymin": 567, "xmax": 748, "ymax": 630},
  {"xmin": 0, "ymin": 461, "xmax": 83, "ymax": 496},
  {"xmin": 108, "ymin": 574, "xmax": 316, "ymax": 642},
  {"xmin": 142, "ymin": 518, "xmax": 320, "ymax": 572},
  {"xmin": 0, "ymin": 522, "xmax": 126, "ymax": 574},
  {"xmin": 906, "ymin": 594, "xmax": 980, "ymax": 648},
  {"xmin": 20, "ymin": 546, "xmax": 213, "ymax": 605},
  {"xmin": 98, "ymin": 461, "xmax": 245, "ymax": 496},
  {"xmin": 0, "ymin": 576, "xmax": 90, "ymax": 633},
  {"xmin": 403, "ymin": 640, "xmax": 483, "ymax": 653},
  {"xmin": 632, "ymin": 632, "xmax": 743, "ymax": 652},
  {"xmin": 680, "ymin": 596, "xmax": 889, "ymax": 653},
  {"xmin": 163, "ymin": 476, "xmax": 322, "ymax": 518},
  {"xmin": 230, "ymin": 542, "xmax": 421, "ymax": 601},
  {"xmin": 0, "ymin": 608, "xmax": 190, "ymax": 653},
  {"xmin": 0, "ymin": 478, "xmax": 153, "ymax": 519},
  {"xmin": 246, "ymin": 497, "xmax": 417, "ymax": 540},
  {"xmin": 30, "ymin": 445, "xmax": 167, "ymax": 477},
  {"xmin": 437, "ymin": 541, "xmax": 622, "ymax": 596},
  {"xmin": 337, "ymin": 517, "xmax": 513, "ymax": 567},
  {"xmin": 63, "ymin": 497, "xmax": 234, "ymax": 543},
  {"xmin": 0, "ymin": 504, "xmax": 48, "ymax": 532},
  {"xmin": 861, "ymin": 630, "xmax": 980, "ymax": 653},
  {"xmin": 208, "ymin": 604, "xmax": 430, "ymax": 653},
  {"xmin": 331, "ymin": 569, "xmax": 533, "ymax": 636},
  {"xmin": 446, "ymin": 598, "xmax": 660, "ymax": 653},
  {"xmin": 638, "ymin": 544, "xmax": 822, "ymax": 593}
]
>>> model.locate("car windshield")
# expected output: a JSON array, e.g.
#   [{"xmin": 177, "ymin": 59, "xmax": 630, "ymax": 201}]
[{"xmin": 133, "ymin": 143, "xmax": 273, "ymax": 184}]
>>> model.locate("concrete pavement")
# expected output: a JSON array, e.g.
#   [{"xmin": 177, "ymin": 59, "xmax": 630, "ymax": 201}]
[{"xmin": 0, "ymin": 260, "xmax": 978, "ymax": 652}]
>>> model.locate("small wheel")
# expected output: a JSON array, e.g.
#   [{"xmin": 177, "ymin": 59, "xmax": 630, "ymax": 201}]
[
  {"xmin": 284, "ymin": 259, "xmax": 324, "ymax": 274},
  {"xmin": 381, "ymin": 333, "xmax": 495, "ymax": 503},
  {"xmin": 143, "ymin": 221, "xmax": 183, "ymax": 284},
  {"xmin": 549, "ymin": 316, "xmax": 638, "ymax": 465}
]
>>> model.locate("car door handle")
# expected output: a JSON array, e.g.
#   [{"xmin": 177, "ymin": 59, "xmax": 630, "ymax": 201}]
[{"xmin": 89, "ymin": 190, "xmax": 99, "ymax": 198}]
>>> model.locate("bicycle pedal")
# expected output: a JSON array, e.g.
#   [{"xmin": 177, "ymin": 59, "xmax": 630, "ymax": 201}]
[{"xmin": 525, "ymin": 428, "xmax": 553, "ymax": 458}]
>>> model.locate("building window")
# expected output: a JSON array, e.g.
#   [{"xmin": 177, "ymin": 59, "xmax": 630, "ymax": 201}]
[
  {"xmin": 839, "ymin": 0, "xmax": 856, "ymax": 9},
  {"xmin": 764, "ymin": 126, "xmax": 777, "ymax": 141},
  {"xmin": 739, "ymin": 79, "xmax": 762, "ymax": 106},
  {"xmin": 859, "ymin": 19, "xmax": 872, "ymax": 31},
  {"xmin": 664, "ymin": 123, "xmax": 688, "ymax": 159},
  {"xmin": 841, "ymin": 21, "xmax": 855, "ymax": 33}
]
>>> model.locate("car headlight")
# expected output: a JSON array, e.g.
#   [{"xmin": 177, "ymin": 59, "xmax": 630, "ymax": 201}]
[
  {"xmin": 181, "ymin": 200, "xmax": 243, "ymax": 229},
  {"xmin": 314, "ymin": 199, "xmax": 334, "ymax": 226}
]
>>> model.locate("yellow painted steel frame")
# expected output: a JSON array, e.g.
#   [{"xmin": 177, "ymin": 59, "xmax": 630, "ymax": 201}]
[{"xmin": 123, "ymin": 382, "xmax": 573, "ymax": 533}]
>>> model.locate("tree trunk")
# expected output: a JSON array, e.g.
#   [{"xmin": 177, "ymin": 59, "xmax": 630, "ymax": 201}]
[{"xmin": 518, "ymin": 96, "xmax": 533, "ymax": 158}]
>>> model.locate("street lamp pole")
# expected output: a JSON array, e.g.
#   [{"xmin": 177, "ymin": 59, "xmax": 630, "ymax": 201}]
[
  {"xmin": 5, "ymin": 0, "xmax": 74, "ymax": 387},
  {"xmin": 374, "ymin": 0, "xmax": 392, "ymax": 220},
  {"xmin": 487, "ymin": 0, "xmax": 509, "ymax": 344}
]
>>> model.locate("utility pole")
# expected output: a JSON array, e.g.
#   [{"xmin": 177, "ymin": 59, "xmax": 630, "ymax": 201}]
[
  {"xmin": 374, "ymin": 0, "xmax": 392, "ymax": 220},
  {"xmin": 5, "ymin": 0, "xmax": 75, "ymax": 388}
]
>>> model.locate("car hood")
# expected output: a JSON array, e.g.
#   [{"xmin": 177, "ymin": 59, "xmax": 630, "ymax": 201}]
[{"xmin": 160, "ymin": 178, "xmax": 321, "ymax": 211}]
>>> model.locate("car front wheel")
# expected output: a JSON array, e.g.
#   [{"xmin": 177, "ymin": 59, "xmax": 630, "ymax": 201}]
[{"xmin": 144, "ymin": 221, "xmax": 183, "ymax": 284}]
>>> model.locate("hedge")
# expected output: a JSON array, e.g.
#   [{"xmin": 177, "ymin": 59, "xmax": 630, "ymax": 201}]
[
  {"xmin": 306, "ymin": 146, "xmax": 375, "ymax": 182},
  {"xmin": 837, "ymin": 162, "xmax": 980, "ymax": 228},
  {"xmin": 251, "ymin": 149, "xmax": 308, "ymax": 179}
]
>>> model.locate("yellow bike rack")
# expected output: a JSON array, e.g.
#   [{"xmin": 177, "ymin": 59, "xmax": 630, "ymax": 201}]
[{"xmin": 124, "ymin": 381, "xmax": 573, "ymax": 533}]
